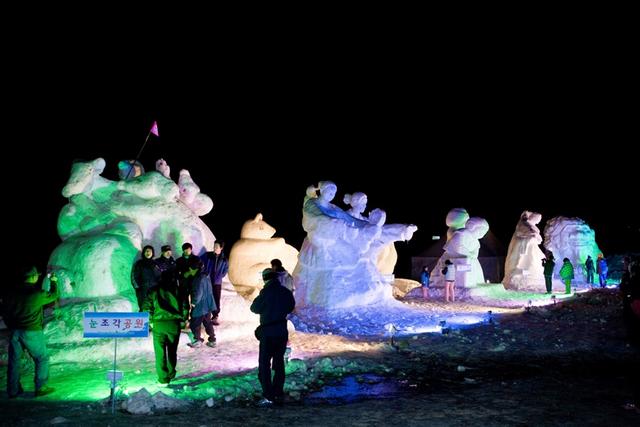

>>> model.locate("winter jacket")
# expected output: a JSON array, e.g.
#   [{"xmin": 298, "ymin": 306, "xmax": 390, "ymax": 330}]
[
  {"xmin": 190, "ymin": 272, "xmax": 217, "ymax": 317},
  {"xmin": 2, "ymin": 280, "xmax": 58, "ymax": 330},
  {"xmin": 597, "ymin": 259, "xmax": 608, "ymax": 275},
  {"xmin": 201, "ymin": 252, "xmax": 229, "ymax": 285},
  {"xmin": 142, "ymin": 280, "xmax": 189, "ymax": 322},
  {"xmin": 250, "ymin": 279, "xmax": 295, "ymax": 338},
  {"xmin": 543, "ymin": 259, "xmax": 555, "ymax": 276},
  {"xmin": 420, "ymin": 271, "xmax": 430, "ymax": 287},
  {"xmin": 585, "ymin": 258, "xmax": 595, "ymax": 272},
  {"xmin": 444, "ymin": 264, "xmax": 456, "ymax": 281},
  {"xmin": 559, "ymin": 261, "xmax": 574, "ymax": 281},
  {"xmin": 132, "ymin": 258, "xmax": 161, "ymax": 290},
  {"xmin": 156, "ymin": 255, "xmax": 177, "ymax": 287}
]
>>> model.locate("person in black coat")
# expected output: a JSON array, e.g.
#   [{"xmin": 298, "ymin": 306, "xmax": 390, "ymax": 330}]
[
  {"xmin": 131, "ymin": 245, "xmax": 161, "ymax": 311},
  {"xmin": 250, "ymin": 268, "xmax": 295, "ymax": 405}
]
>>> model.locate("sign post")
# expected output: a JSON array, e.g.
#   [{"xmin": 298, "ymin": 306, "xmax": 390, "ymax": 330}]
[{"xmin": 83, "ymin": 312, "xmax": 149, "ymax": 414}]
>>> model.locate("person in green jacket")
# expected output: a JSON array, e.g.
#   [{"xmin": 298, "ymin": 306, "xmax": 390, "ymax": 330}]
[
  {"xmin": 2, "ymin": 266, "xmax": 59, "ymax": 398},
  {"xmin": 143, "ymin": 267, "xmax": 190, "ymax": 386},
  {"xmin": 559, "ymin": 258, "xmax": 574, "ymax": 295}
]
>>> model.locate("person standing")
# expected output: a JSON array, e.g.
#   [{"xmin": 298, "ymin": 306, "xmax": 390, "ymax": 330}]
[
  {"xmin": 131, "ymin": 245, "xmax": 161, "ymax": 311},
  {"xmin": 420, "ymin": 266, "xmax": 430, "ymax": 300},
  {"xmin": 559, "ymin": 257, "xmax": 574, "ymax": 294},
  {"xmin": 250, "ymin": 268, "xmax": 295, "ymax": 406},
  {"xmin": 597, "ymin": 254, "xmax": 608, "ymax": 288},
  {"xmin": 143, "ymin": 262, "xmax": 190, "ymax": 386},
  {"xmin": 185, "ymin": 257, "xmax": 217, "ymax": 348},
  {"xmin": 585, "ymin": 255, "xmax": 595, "ymax": 286},
  {"xmin": 543, "ymin": 253, "xmax": 556, "ymax": 294},
  {"xmin": 443, "ymin": 260, "xmax": 456, "ymax": 303},
  {"xmin": 2, "ymin": 266, "xmax": 59, "ymax": 398},
  {"xmin": 201, "ymin": 240, "xmax": 228, "ymax": 325}
]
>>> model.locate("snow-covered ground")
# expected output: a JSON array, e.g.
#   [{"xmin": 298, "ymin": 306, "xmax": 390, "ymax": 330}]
[{"xmin": 2, "ymin": 280, "xmax": 609, "ymax": 411}]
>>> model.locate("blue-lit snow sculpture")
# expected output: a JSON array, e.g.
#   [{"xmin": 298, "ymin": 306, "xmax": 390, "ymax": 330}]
[{"xmin": 293, "ymin": 181, "xmax": 417, "ymax": 309}]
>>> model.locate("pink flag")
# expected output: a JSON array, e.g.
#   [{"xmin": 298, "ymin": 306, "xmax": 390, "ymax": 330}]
[{"xmin": 150, "ymin": 121, "xmax": 159, "ymax": 137}]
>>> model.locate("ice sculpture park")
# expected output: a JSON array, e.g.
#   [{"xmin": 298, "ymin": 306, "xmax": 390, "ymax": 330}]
[{"xmin": 0, "ymin": 159, "xmax": 610, "ymax": 409}]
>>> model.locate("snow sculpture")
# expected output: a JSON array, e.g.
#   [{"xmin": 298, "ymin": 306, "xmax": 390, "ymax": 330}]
[
  {"xmin": 178, "ymin": 169, "xmax": 214, "ymax": 216},
  {"xmin": 50, "ymin": 157, "xmax": 216, "ymax": 298},
  {"xmin": 431, "ymin": 209, "xmax": 489, "ymax": 289},
  {"xmin": 446, "ymin": 208, "xmax": 469, "ymax": 240},
  {"xmin": 443, "ymin": 217, "xmax": 490, "ymax": 287},
  {"xmin": 155, "ymin": 158, "xmax": 171, "ymax": 179},
  {"xmin": 503, "ymin": 211, "xmax": 546, "ymax": 291},
  {"xmin": 228, "ymin": 213, "xmax": 299, "ymax": 292},
  {"xmin": 543, "ymin": 216, "xmax": 602, "ymax": 282},
  {"xmin": 293, "ymin": 181, "xmax": 417, "ymax": 309}
]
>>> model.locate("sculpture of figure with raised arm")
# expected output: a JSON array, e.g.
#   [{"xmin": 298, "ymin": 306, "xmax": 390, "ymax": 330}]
[
  {"xmin": 343, "ymin": 192, "xmax": 417, "ymax": 275},
  {"xmin": 503, "ymin": 211, "xmax": 546, "ymax": 291},
  {"xmin": 294, "ymin": 182, "xmax": 417, "ymax": 310}
]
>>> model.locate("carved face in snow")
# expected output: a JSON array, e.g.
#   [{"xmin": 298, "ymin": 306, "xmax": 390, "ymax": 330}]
[
  {"xmin": 319, "ymin": 181, "xmax": 337, "ymax": 202},
  {"xmin": 545, "ymin": 217, "xmax": 598, "ymax": 265}
]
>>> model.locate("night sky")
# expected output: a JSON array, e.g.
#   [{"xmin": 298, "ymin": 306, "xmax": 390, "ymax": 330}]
[{"xmin": 8, "ymin": 66, "xmax": 638, "ymax": 279}]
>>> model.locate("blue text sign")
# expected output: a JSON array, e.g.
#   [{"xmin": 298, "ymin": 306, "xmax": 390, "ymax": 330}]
[{"xmin": 83, "ymin": 312, "xmax": 149, "ymax": 338}]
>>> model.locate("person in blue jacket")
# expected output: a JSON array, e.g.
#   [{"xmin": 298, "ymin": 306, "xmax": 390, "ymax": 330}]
[{"xmin": 420, "ymin": 266, "xmax": 430, "ymax": 300}]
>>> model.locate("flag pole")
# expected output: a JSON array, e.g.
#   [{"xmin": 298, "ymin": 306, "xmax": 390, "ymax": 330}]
[{"xmin": 125, "ymin": 123, "xmax": 155, "ymax": 180}]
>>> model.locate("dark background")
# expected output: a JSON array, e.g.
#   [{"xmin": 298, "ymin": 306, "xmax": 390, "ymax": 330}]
[{"xmin": 6, "ymin": 35, "xmax": 637, "ymax": 280}]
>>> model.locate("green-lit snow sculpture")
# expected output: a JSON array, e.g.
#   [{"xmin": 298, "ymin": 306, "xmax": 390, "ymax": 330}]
[{"xmin": 49, "ymin": 157, "xmax": 215, "ymax": 298}]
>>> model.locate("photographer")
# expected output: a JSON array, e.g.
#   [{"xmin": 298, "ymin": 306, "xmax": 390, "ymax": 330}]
[{"xmin": 2, "ymin": 266, "xmax": 59, "ymax": 398}]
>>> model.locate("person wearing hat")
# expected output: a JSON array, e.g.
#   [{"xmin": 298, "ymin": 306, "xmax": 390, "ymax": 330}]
[
  {"xmin": 156, "ymin": 245, "xmax": 178, "ymax": 288},
  {"xmin": 2, "ymin": 266, "xmax": 59, "ymax": 398}
]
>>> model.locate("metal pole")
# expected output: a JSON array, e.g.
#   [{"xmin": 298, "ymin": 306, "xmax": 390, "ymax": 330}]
[
  {"xmin": 124, "ymin": 131, "xmax": 152, "ymax": 180},
  {"xmin": 111, "ymin": 337, "xmax": 118, "ymax": 415}
]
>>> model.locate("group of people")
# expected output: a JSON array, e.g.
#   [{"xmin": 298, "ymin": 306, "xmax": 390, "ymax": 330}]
[
  {"xmin": 132, "ymin": 241, "xmax": 228, "ymax": 385},
  {"xmin": 542, "ymin": 253, "xmax": 609, "ymax": 295},
  {"xmin": 419, "ymin": 260, "xmax": 457, "ymax": 302},
  {"xmin": 585, "ymin": 254, "xmax": 609, "ymax": 288},
  {"xmin": 3, "ymin": 250, "xmax": 296, "ymax": 405}
]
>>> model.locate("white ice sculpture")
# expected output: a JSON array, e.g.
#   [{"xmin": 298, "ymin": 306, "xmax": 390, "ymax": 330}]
[
  {"xmin": 228, "ymin": 213, "xmax": 299, "ymax": 292},
  {"xmin": 155, "ymin": 158, "xmax": 171, "ymax": 179},
  {"xmin": 446, "ymin": 208, "xmax": 470, "ymax": 240},
  {"xmin": 178, "ymin": 169, "xmax": 214, "ymax": 216},
  {"xmin": 543, "ymin": 216, "xmax": 602, "ymax": 282},
  {"xmin": 502, "ymin": 211, "xmax": 546, "ymax": 291},
  {"xmin": 293, "ymin": 181, "xmax": 417, "ymax": 310},
  {"xmin": 49, "ymin": 157, "xmax": 216, "ymax": 298},
  {"xmin": 430, "ymin": 208, "xmax": 467, "ymax": 288},
  {"xmin": 343, "ymin": 192, "xmax": 397, "ymax": 275},
  {"xmin": 442, "ymin": 217, "xmax": 489, "ymax": 288}
]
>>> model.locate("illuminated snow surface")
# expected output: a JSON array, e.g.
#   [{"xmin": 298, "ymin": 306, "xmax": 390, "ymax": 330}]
[{"xmin": 0, "ymin": 279, "xmax": 593, "ymax": 407}]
